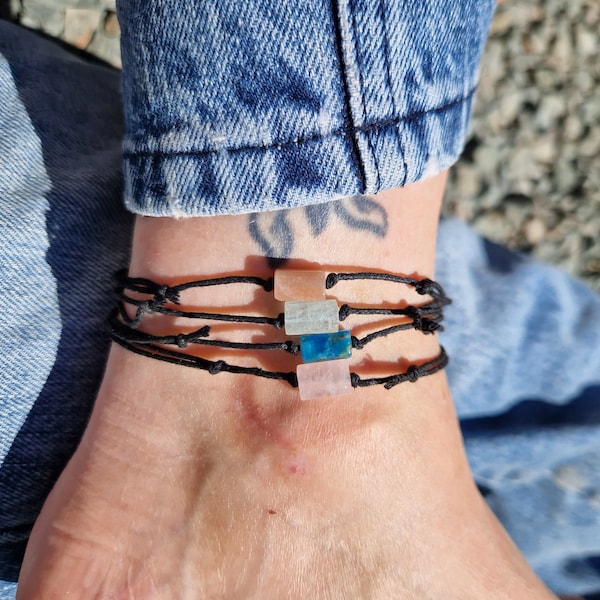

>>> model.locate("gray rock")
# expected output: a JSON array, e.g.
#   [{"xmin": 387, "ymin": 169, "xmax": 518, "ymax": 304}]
[
  {"xmin": 535, "ymin": 95, "xmax": 566, "ymax": 131},
  {"xmin": 524, "ymin": 218, "xmax": 547, "ymax": 245},
  {"xmin": 576, "ymin": 26, "xmax": 597, "ymax": 57},
  {"xmin": 63, "ymin": 7, "xmax": 101, "ymax": 49},
  {"xmin": 103, "ymin": 10, "xmax": 120, "ymax": 36},
  {"xmin": 86, "ymin": 30, "xmax": 121, "ymax": 67},
  {"xmin": 563, "ymin": 113, "xmax": 584, "ymax": 142},
  {"xmin": 20, "ymin": 4, "xmax": 65, "ymax": 37}
]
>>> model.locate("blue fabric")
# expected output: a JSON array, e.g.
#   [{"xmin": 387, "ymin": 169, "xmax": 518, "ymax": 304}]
[
  {"xmin": 437, "ymin": 221, "xmax": 600, "ymax": 595},
  {"xmin": 1, "ymin": 17, "xmax": 599, "ymax": 599},
  {"xmin": 0, "ymin": 21, "xmax": 131, "ymax": 590},
  {"xmin": 118, "ymin": 0, "xmax": 495, "ymax": 216}
]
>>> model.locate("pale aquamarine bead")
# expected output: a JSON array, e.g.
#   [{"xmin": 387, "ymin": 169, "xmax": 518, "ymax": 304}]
[
  {"xmin": 297, "ymin": 358, "xmax": 352, "ymax": 400},
  {"xmin": 284, "ymin": 300, "xmax": 339, "ymax": 335}
]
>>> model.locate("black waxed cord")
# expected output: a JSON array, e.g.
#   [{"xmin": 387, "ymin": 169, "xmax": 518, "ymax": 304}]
[
  {"xmin": 111, "ymin": 332, "xmax": 447, "ymax": 390},
  {"xmin": 337, "ymin": 300, "xmax": 446, "ymax": 322},
  {"xmin": 112, "ymin": 270, "xmax": 450, "ymax": 391},
  {"xmin": 119, "ymin": 297, "xmax": 286, "ymax": 330},
  {"xmin": 116, "ymin": 270, "xmax": 450, "ymax": 330},
  {"xmin": 116, "ymin": 269, "xmax": 273, "ymax": 300},
  {"xmin": 118, "ymin": 270, "xmax": 450, "ymax": 306},
  {"xmin": 117, "ymin": 295, "xmax": 444, "ymax": 331},
  {"xmin": 349, "ymin": 348, "xmax": 448, "ymax": 389},
  {"xmin": 112, "ymin": 336, "xmax": 299, "ymax": 387},
  {"xmin": 325, "ymin": 272, "xmax": 451, "ymax": 305},
  {"xmin": 110, "ymin": 310, "xmax": 441, "ymax": 355}
]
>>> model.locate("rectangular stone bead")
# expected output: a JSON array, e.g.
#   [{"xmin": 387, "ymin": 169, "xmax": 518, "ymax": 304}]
[
  {"xmin": 284, "ymin": 300, "xmax": 339, "ymax": 335},
  {"xmin": 300, "ymin": 330, "xmax": 352, "ymax": 363},
  {"xmin": 297, "ymin": 359, "xmax": 352, "ymax": 401},
  {"xmin": 274, "ymin": 269, "xmax": 327, "ymax": 301}
]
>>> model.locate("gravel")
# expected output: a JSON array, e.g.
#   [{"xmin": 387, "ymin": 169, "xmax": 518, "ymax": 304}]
[
  {"xmin": 6, "ymin": 0, "xmax": 600, "ymax": 291},
  {"xmin": 10, "ymin": 0, "xmax": 120, "ymax": 66},
  {"xmin": 444, "ymin": 0, "xmax": 600, "ymax": 291}
]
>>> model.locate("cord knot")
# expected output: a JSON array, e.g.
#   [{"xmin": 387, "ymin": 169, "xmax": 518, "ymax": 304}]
[
  {"xmin": 325, "ymin": 272, "xmax": 339, "ymax": 289},
  {"xmin": 176, "ymin": 334, "xmax": 188, "ymax": 348},
  {"xmin": 419, "ymin": 318, "xmax": 441, "ymax": 334},
  {"xmin": 406, "ymin": 365, "xmax": 420, "ymax": 383},
  {"xmin": 274, "ymin": 313, "xmax": 285, "ymax": 329},
  {"xmin": 414, "ymin": 278, "xmax": 437, "ymax": 296},
  {"xmin": 351, "ymin": 335, "xmax": 364, "ymax": 350},
  {"xmin": 338, "ymin": 304, "xmax": 351, "ymax": 321},
  {"xmin": 209, "ymin": 360, "xmax": 225, "ymax": 375}
]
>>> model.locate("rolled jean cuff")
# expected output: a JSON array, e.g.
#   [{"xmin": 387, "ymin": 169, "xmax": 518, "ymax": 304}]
[
  {"xmin": 119, "ymin": 0, "xmax": 495, "ymax": 217},
  {"xmin": 123, "ymin": 92, "xmax": 474, "ymax": 216}
]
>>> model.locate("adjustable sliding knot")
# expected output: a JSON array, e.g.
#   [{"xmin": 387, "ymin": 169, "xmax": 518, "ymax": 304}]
[
  {"xmin": 176, "ymin": 334, "xmax": 188, "ymax": 349},
  {"xmin": 350, "ymin": 372, "xmax": 361, "ymax": 388},
  {"xmin": 404, "ymin": 306, "xmax": 436, "ymax": 333},
  {"xmin": 144, "ymin": 294, "xmax": 169, "ymax": 314},
  {"xmin": 404, "ymin": 305, "xmax": 420, "ymax": 320}
]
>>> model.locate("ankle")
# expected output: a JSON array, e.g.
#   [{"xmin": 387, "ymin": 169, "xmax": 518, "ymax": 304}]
[{"xmin": 108, "ymin": 176, "xmax": 449, "ymax": 430}]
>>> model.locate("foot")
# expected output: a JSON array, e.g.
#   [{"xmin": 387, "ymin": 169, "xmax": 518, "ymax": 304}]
[{"xmin": 17, "ymin": 175, "xmax": 557, "ymax": 598}]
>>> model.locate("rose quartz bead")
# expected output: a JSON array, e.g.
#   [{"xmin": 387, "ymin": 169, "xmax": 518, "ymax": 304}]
[
  {"xmin": 274, "ymin": 269, "xmax": 327, "ymax": 301},
  {"xmin": 297, "ymin": 359, "xmax": 352, "ymax": 400}
]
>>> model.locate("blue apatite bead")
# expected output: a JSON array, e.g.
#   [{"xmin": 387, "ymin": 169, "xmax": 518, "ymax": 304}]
[{"xmin": 299, "ymin": 330, "xmax": 352, "ymax": 363}]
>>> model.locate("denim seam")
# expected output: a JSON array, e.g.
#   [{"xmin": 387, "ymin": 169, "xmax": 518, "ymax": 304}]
[
  {"xmin": 122, "ymin": 87, "xmax": 476, "ymax": 159},
  {"xmin": 347, "ymin": 0, "xmax": 381, "ymax": 191},
  {"xmin": 378, "ymin": 0, "xmax": 408, "ymax": 187},
  {"xmin": 330, "ymin": 0, "xmax": 367, "ymax": 190}
]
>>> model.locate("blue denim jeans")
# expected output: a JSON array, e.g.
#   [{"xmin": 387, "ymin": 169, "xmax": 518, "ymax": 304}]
[
  {"xmin": 1, "ymin": 10, "xmax": 600, "ymax": 599},
  {"xmin": 119, "ymin": 0, "xmax": 495, "ymax": 216}
]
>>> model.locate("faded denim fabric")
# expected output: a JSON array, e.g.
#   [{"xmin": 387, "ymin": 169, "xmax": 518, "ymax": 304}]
[
  {"xmin": 118, "ymin": 0, "xmax": 496, "ymax": 216},
  {"xmin": 437, "ymin": 220, "xmax": 600, "ymax": 595},
  {"xmin": 1, "ymin": 18, "xmax": 600, "ymax": 600},
  {"xmin": 0, "ymin": 22, "xmax": 131, "ymax": 593}
]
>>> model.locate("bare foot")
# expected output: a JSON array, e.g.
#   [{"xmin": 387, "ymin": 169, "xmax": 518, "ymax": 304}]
[{"xmin": 17, "ymin": 176, "xmax": 557, "ymax": 598}]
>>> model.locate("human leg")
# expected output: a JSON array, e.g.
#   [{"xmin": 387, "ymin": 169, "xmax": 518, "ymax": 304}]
[{"xmin": 17, "ymin": 173, "xmax": 556, "ymax": 598}]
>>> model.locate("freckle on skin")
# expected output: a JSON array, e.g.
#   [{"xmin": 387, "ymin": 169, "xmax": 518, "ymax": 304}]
[{"xmin": 268, "ymin": 509, "xmax": 277, "ymax": 515}]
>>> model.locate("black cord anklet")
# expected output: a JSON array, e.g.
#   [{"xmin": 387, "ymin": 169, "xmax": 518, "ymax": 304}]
[
  {"xmin": 111, "ymin": 334, "xmax": 448, "ymax": 391},
  {"xmin": 112, "ymin": 268, "xmax": 450, "ymax": 400}
]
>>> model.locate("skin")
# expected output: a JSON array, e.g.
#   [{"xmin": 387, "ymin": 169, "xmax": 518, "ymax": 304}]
[{"xmin": 17, "ymin": 172, "xmax": 560, "ymax": 599}]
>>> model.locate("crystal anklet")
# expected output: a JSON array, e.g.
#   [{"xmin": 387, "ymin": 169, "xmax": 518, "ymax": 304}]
[{"xmin": 112, "ymin": 269, "xmax": 450, "ymax": 400}]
